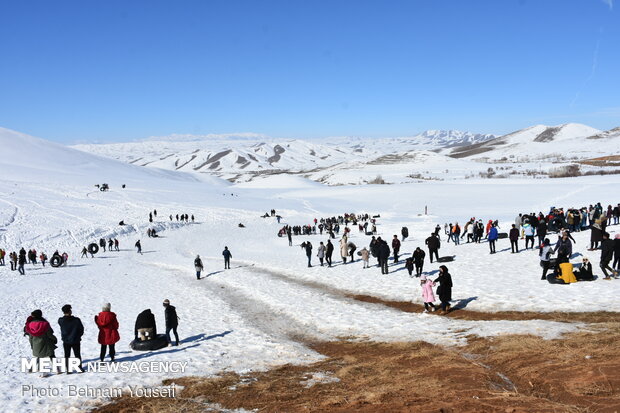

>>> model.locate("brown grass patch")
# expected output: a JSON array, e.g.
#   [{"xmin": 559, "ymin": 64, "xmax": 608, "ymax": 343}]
[
  {"xmin": 348, "ymin": 293, "xmax": 620, "ymax": 323},
  {"xmin": 94, "ymin": 323, "xmax": 620, "ymax": 413}
]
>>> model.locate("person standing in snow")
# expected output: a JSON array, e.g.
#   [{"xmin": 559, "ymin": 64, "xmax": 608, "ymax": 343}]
[
  {"xmin": 0, "ymin": 248, "xmax": 4, "ymax": 266},
  {"xmin": 340, "ymin": 236, "xmax": 348, "ymax": 264},
  {"xmin": 420, "ymin": 275, "xmax": 436, "ymax": 312},
  {"xmin": 413, "ymin": 247, "xmax": 425, "ymax": 276},
  {"xmin": 24, "ymin": 309, "xmax": 58, "ymax": 371},
  {"xmin": 509, "ymin": 224, "xmax": 520, "ymax": 253},
  {"xmin": 18, "ymin": 248, "xmax": 27, "ymax": 275},
  {"xmin": 305, "ymin": 241, "xmax": 313, "ymax": 267},
  {"xmin": 81, "ymin": 247, "xmax": 88, "ymax": 258},
  {"xmin": 405, "ymin": 256, "xmax": 414, "ymax": 276},
  {"xmin": 39, "ymin": 252, "xmax": 47, "ymax": 266},
  {"xmin": 222, "ymin": 247, "xmax": 232, "ymax": 269},
  {"xmin": 377, "ymin": 237, "xmax": 390, "ymax": 274},
  {"xmin": 317, "ymin": 242, "xmax": 326, "ymax": 266},
  {"xmin": 392, "ymin": 235, "xmax": 401, "ymax": 264},
  {"xmin": 194, "ymin": 255, "xmax": 204, "ymax": 279},
  {"xmin": 163, "ymin": 299, "xmax": 179, "ymax": 346},
  {"xmin": 325, "ymin": 239, "xmax": 334, "ymax": 267},
  {"xmin": 600, "ymin": 232, "xmax": 618, "ymax": 279},
  {"xmin": 425, "ymin": 233, "xmax": 440, "ymax": 263},
  {"xmin": 360, "ymin": 247, "xmax": 370, "ymax": 269},
  {"xmin": 108, "ymin": 239, "xmax": 114, "ymax": 251},
  {"xmin": 287, "ymin": 227, "xmax": 293, "ymax": 247},
  {"xmin": 58, "ymin": 304, "xmax": 84, "ymax": 372},
  {"xmin": 100, "ymin": 238, "xmax": 106, "ymax": 252},
  {"xmin": 114, "ymin": 239, "xmax": 119, "ymax": 251},
  {"xmin": 135, "ymin": 240, "xmax": 142, "ymax": 254},
  {"xmin": 523, "ymin": 221, "xmax": 535, "ymax": 249},
  {"xmin": 488, "ymin": 224, "xmax": 498, "ymax": 254},
  {"xmin": 434, "ymin": 265, "xmax": 453, "ymax": 314},
  {"xmin": 539, "ymin": 238, "xmax": 553, "ymax": 280},
  {"xmin": 95, "ymin": 303, "xmax": 119, "ymax": 362}
]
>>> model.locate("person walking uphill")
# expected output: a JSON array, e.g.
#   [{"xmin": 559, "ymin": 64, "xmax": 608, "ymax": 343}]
[
  {"xmin": 194, "ymin": 255, "xmax": 204, "ymax": 280},
  {"xmin": 58, "ymin": 304, "xmax": 84, "ymax": 372},
  {"xmin": 163, "ymin": 299, "xmax": 179, "ymax": 346},
  {"xmin": 434, "ymin": 265, "xmax": 453, "ymax": 314},
  {"xmin": 95, "ymin": 303, "xmax": 120, "ymax": 362},
  {"xmin": 135, "ymin": 240, "xmax": 142, "ymax": 254},
  {"xmin": 222, "ymin": 247, "xmax": 232, "ymax": 269},
  {"xmin": 24, "ymin": 309, "xmax": 58, "ymax": 372}
]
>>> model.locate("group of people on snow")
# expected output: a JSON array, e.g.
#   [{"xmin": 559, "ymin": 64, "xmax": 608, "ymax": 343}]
[
  {"xmin": 194, "ymin": 247, "xmax": 233, "ymax": 280},
  {"xmin": 24, "ymin": 300, "xmax": 180, "ymax": 374}
]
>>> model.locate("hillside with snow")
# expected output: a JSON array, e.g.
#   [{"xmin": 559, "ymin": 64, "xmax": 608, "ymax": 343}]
[
  {"xmin": 2, "ymin": 127, "xmax": 620, "ymax": 412},
  {"xmin": 445, "ymin": 123, "xmax": 620, "ymax": 162}
]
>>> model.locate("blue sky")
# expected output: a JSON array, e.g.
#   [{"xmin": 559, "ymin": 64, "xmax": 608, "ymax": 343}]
[{"xmin": 0, "ymin": 0, "xmax": 618, "ymax": 143}]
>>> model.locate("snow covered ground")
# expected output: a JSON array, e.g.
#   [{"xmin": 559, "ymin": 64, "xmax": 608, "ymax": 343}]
[{"xmin": 2, "ymin": 127, "xmax": 620, "ymax": 412}]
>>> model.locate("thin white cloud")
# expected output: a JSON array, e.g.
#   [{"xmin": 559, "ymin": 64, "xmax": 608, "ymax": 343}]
[
  {"xmin": 602, "ymin": 0, "xmax": 613, "ymax": 10},
  {"xmin": 570, "ymin": 29, "xmax": 603, "ymax": 107}
]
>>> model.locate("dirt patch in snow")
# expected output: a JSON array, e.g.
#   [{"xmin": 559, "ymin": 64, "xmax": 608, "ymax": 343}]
[
  {"xmin": 93, "ymin": 323, "xmax": 620, "ymax": 413},
  {"xmin": 349, "ymin": 293, "xmax": 620, "ymax": 323}
]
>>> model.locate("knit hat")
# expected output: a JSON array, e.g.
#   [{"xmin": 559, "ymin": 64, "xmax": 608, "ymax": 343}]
[
  {"xmin": 163, "ymin": 299, "xmax": 170, "ymax": 305},
  {"xmin": 31, "ymin": 309, "xmax": 42, "ymax": 318},
  {"xmin": 102, "ymin": 303, "xmax": 111, "ymax": 312}
]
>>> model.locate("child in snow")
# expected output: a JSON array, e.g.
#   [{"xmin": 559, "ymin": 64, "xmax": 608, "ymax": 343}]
[{"xmin": 420, "ymin": 275, "xmax": 436, "ymax": 312}]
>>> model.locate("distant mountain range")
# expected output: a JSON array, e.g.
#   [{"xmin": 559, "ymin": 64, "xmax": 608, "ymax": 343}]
[{"xmin": 3, "ymin": 122, "xmax": 609, "ymax": 184}]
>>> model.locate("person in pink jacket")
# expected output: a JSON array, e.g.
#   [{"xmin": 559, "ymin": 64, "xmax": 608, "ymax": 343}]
[{"xmin": 420, "ymin": 275, "xmax": 436, "ymax": 312}]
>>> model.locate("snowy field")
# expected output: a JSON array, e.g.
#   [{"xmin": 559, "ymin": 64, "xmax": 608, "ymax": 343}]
[{"xmin": 2, "ymin": 128, "xmax": 620, "ymax": 412}]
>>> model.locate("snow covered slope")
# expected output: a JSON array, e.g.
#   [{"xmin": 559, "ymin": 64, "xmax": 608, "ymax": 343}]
[
  {"xmin": 2, "ymin": 126, "xmax": 620, "ymax": 412},
  {"xmin": 446, "ymin": 123, "xmax": 619, "ymax": 162},
  {"xmin": 0, "ymin": 126, "xmax": 214, "ymax": 186}
]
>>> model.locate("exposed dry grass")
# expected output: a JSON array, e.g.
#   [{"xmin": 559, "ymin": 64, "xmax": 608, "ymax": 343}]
[{"xmin": 94, "ymin": 323, "xmax": 620, "ymax": 413}]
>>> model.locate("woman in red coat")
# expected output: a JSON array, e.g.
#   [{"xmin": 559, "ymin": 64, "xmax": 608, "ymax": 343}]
[{"xmin": 95, "ymin": 303, "xmax": 120, "ymax": 362}]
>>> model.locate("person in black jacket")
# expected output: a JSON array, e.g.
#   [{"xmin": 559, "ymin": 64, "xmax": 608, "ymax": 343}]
[
  {"xmin": 412, "ymin": 247, "xmax": 426, "ymax": 276},
  {"xmin": 537, "ymin": 220, "xmax": 548, "ymax": 247},
  {"xmin": 58, "ymin": 304, "xmax": 84, "ymax": 372},
  {"xmin": 600, "ymin": 232, "xmax": 618, "ymax": 279},
  {"xmin": 18, "ymin": 248, "xmax": 27, "ymax": 275},
  {"xmin": 377, "ymin": 237, "xmax": 390, "ymax": 274},
  {"xmin": 304, "ymin": 241, "xmax": 313, "ymax": 267},
  {"xmin": 576, "ymin": 257, "xmax": 594, "ymax": 281},
  {"xmin": 222, "ymin": 247, "xmax": 232, "ymax": 269},
  {"xmin": 613, "ymin": 233, "xmax": 620, "ymax": 271},
  {"xmin": 163, "ymin": 299, "xmax": 179, "ymax": 346},
  {"xmin": 425, "ymin": 233, "xmax": 440, "ymax": 263},
  {"xmin": 325, "ymin": 240, "xmax": 334, "ymax": 267},
  {"xmin": 434, "ymin": 265, "xmax": 453, "ymax": 314},
  {"xmin": 509, "ymin": 224, "xmax": 520, "ymax": 253},
  {"xmin": 134, "ymin": 309, "xmax": 157, "ymax": 341}
]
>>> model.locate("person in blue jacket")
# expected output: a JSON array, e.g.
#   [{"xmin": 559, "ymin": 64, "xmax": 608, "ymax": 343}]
[
  {"xmin": 222, "ymin": 246, "xmax": 232, "ymax": 269},
  {"xmin": 488, "ymin": 224, "xmax": 499, "ymax": 254}
]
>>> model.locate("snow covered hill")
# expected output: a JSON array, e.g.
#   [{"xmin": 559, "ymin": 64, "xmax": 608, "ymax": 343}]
[
  {"xmin": 445, "ymin": 123, "xmax": 620, "ymax": 162},
  {"xmin": 2, "ymin": 125, "xmax": 620, "ymax": 412}
]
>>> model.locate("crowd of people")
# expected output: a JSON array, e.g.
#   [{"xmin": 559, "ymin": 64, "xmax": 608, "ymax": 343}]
[
  {"xmin": 23, "ymin": 300, "xmax": 180, "ymax": 375},
  {"xmin": 284, "ymin": 202, "xmax": 620, "ymax": 312}
]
